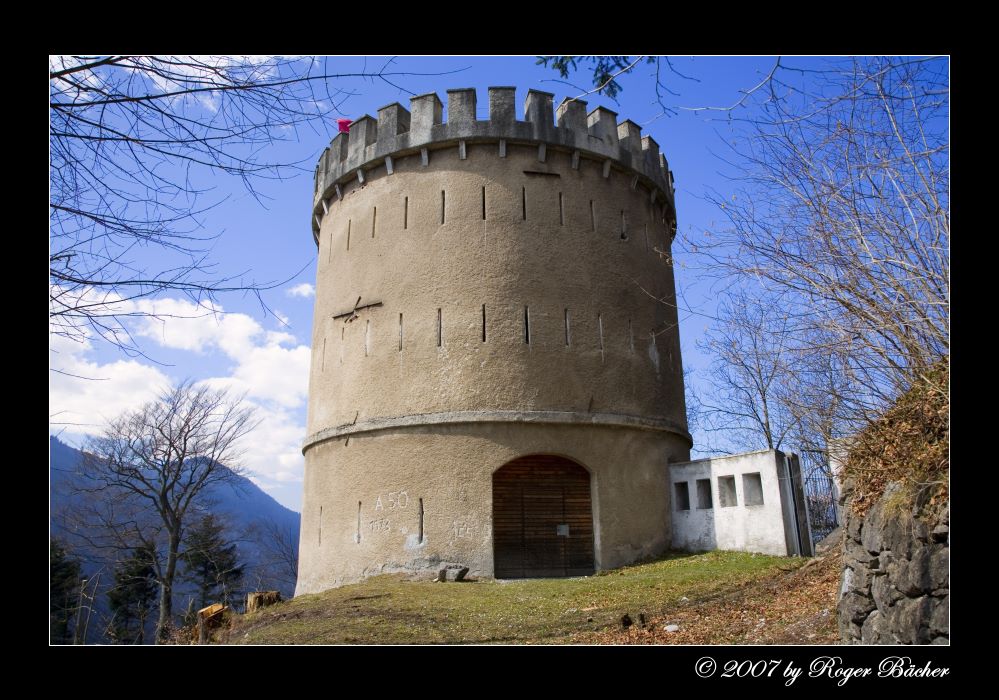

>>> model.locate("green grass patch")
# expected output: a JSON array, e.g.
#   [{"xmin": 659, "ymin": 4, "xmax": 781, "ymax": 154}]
[{"xmin": 227, "ymin": 550, "xmax": 802, "ymax": 645}]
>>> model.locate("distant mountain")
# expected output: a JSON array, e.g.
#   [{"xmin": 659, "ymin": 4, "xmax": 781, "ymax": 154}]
[{"xmin": 50, "ymin": 436, "xmax": 300, "ymax": 642}]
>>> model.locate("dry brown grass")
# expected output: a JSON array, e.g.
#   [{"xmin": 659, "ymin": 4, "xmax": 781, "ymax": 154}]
[
  {"xmin": 573, "ymin": 548, "xmax": 842, "ymax": 645},
  {"xmin": 844, "ymin": 360, "xmax": 949, "ymax": 519}
]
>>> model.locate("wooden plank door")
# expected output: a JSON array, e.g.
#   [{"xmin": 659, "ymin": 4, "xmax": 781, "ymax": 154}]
[{"xmin": 493, "ymin": 455, "xmax": 595, "ymax": 578}]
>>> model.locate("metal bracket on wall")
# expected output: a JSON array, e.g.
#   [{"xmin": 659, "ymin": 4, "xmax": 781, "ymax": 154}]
[{"xmin": 333, "ymin": 296, "xmax": 384, "ymax": 323}]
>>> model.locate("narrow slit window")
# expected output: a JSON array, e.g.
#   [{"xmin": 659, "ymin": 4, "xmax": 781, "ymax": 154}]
[
  {"xmin": 418, "ymin": 498, "xmax": 424, "ymax": 544},
  {"xmin": 524, "ymin": 306, "xmax": 531, "ymax": 344},
  {"xmin": 558, "ymin": 192, "xmax": 564, "ymax": 226},
  {"xmin": 364, "ymin": 319, "xmax": 370, "ymax": 357},
  {"xmin": 318, "ymin": 505, "xmax": 323, "ymax": 546},
  {"xmin": 564, "ymin": 308, "xmax": 571, "ymax": 346},
  {"xmin": 598, "ymin": 314, "xmax": 604, "ymax": 359},
  {"xmin": 696, "ymin": 479, "xmax": 713, "ymax": 509},
  {"xmin": 321, "ymin": 336, "xmax": 327, "ymax": 372},
  {"xmin": 644, "ymin": 222, "xmax": 649, "ymax": 252},
  {"xmin": 482, "ymin": 186, "xmax": 487, "ymax": 220},
  {"xmin": 356, "ymin": 501, "xmax": 362, "ymax": 543},
  {"xmin": 398, "ymin": 313, "xmax": 404, "ymax": 352},
  {"xmin": 441, "ymin": 190, "xmax": 446, "ymax": 225},
  {"xmin": 522, "ymin": 186, "xmax": 527, "ymax": 220},
  {"xmin": 743, "ymin": 473, "xmax": 765, "ymax": 506},
  {"xmin": 404, "ymin": 196, "xmax": 409, "ymax": 230},
  {"xmin": 339, "ymin": 327, "xmax": 345, "ymax": 365},
  {"xmin": 346, "ymin": 219, "xmax": 351, "ymax": 251},
  {"xmin": 590, "ymin": 200, "xmax": 595, "ymax": 231},
  {"xmin": 371, "ymin": 206, "xmax": 377, "ymax": 238},
  {"xmin": 481, "ymin": 304, "xmax": 487, "ymax": 342},
  {"xmin": 674, "ymin": 482, "xmax": 690, "ymax": 511},
  {"xmin": 620, "ymin": 210, "xmax": 628, "ymax": 239},
  {"xmin": 436, "ymin": 308, "xmax": 442, "ymax": 347}
]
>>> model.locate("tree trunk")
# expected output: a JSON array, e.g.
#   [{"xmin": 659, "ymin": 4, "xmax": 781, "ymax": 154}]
[{"xmin": 156, "ymin": 533, "xmax": 180, "ymax": 644}]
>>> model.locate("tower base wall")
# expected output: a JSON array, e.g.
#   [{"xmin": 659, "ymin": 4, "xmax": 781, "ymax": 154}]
[{"xmin": 295, "ymin": 421, "xmax": 689, "ymax": 595}]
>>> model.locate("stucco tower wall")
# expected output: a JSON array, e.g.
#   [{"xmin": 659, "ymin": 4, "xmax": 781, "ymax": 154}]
[{"xmin": 297, "ymin": 88, "xmax": 689, "ymax": 594}]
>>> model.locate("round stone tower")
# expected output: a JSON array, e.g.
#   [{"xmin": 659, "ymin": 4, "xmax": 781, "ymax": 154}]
[{"xmin": 296, "ymin": 87, "xmax": 690, "ymax": 594}]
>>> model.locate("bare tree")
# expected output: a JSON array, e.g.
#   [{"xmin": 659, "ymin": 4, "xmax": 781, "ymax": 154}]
[
  {"xmin": 246, "ymin": 518, "xmax": 300, "ymax": 593},
  {"xmin": 697, "ymin": 290, "xmax": 800, "ymax": 453},
  {"xmin": 540, "ymin": 55, "xmax": 948, "ymax": 438},
  {"xmin": 693, "ymin": 56, "xmax": 949, "ymax": 427},
  {"xmin": 73, "ymin": 380, "xmax": 257, "ymax": 642},
  {"xmin": 49, "ymin": 55, "xmax": 443, "ymax": 360}
]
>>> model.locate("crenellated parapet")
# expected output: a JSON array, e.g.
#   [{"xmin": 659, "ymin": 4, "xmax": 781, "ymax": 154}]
[{"xmin": 311, "ymin": 87, "xmax": 676, "ymax": 239}]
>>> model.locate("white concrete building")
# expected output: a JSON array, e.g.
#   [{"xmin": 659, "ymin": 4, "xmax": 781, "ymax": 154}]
[{"xmin": 668, "ymin": 449, "xmax": 813, "ymax": 557}]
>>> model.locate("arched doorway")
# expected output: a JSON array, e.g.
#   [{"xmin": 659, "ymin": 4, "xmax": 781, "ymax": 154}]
[{"xmin": 492, "ymin": 455, "xmax": 595, "ymax": 578}]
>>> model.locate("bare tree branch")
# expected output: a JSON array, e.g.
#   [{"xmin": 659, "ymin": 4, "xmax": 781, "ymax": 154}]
[
  {"xmin": 49, "ymin": 55, "xmax": 450, "ymax": 361},
  {"xmin": 68, "ymin": 380, "xmax": 258, "ymax": 643}
]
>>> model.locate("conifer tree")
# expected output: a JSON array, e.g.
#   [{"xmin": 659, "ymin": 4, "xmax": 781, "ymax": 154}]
[
  {"xmin": 182, "ymin": 514, "xmax": 244, "ymax": 609},
  {"xmin": 50, "ymin": 539, "xmax": 82, "ymax": 644},
  {"xmin": 107, "ymin": 544, "xmax": 158, "ymax": 644}
]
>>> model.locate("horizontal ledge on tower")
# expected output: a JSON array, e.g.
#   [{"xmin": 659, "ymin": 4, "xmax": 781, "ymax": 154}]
[{"xmin": 302, "ymin": 410, "xmax": 693, "ymax": 453}]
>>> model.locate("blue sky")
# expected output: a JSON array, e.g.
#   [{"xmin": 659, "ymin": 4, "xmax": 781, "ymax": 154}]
[{"xmin": 50, "ymin": 55, "xmax": 803, "ymax": 512}]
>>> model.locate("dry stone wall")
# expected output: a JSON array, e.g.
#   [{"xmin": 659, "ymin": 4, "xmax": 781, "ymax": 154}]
[{"xmin": 839, "ymin": 480, "xmax": 949, "ymax": 644}]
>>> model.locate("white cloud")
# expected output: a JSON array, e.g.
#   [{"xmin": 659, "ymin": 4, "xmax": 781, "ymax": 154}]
[
  {"xmin": 50, "ymin": 294, "xmax": 311, "ymax": 503},
  {"xmin": 286, "ymin": 283, "xmax": 315, "ymax": 299},
  {"xmin": 49, "ymin": 333, "xmax": 172, "ymax": 434},
  {"xmin": 223, "ymin": 398, "xmax": 305, "ymax": 487}
]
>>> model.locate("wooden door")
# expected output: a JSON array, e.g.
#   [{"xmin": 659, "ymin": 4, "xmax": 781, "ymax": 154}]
[{"xmin": 493, "ymin": 455, "xmax": 595, "ymax": 578}]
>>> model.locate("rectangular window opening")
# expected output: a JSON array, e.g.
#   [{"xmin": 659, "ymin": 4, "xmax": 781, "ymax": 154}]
[
  {"xmin": 522, "ymin": 186, "xmax": 527, "ymax": 220},
  {"xmin": 558, "ymin": 192, "xmax": 564, "ymax": 226},
  {"xmin": 481, "ymin": 304, "xmax": 487, "ymax": 342},
  {"xmin": 696, "ymin": 478, "xmax": 713, "ymax": 509},
  {"xmin": 524, "ymin": 306, "xmax": 531, "ymax": 344},
  {"xmin": 482, "ymin": 186, "xmax": 487, "ymax": 220},
  {"xmin": 441, "ymin": 189, "xmax": 446, "ymax": 225},
  {"xmin": 674, "ymin": 482, "xmax": 690, "ymax": 511},
  {"xmin": 743, "ymin": 473, "xmax": 765, "ymax": 506},
  {"xmin": 719, "ymin": 476, "xmax": 738, "ymax": 507},
  {"xmin": 404, "ymin": 196, "xmax": 409, "ymax": 230}
]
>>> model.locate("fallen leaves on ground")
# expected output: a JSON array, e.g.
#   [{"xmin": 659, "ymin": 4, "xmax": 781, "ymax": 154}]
[{"xmin": 574, "ymin": 550, "xmax": 841, "ymax": 645}]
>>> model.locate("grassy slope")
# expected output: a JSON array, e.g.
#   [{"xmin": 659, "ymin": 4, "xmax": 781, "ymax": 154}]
[
  {"xmin": 225, "ymin": 550, "xmax": 831, "ymax": 645},
  {"xmin": 578, "ymin": 549, "xmax": 841, "ymax": 644}
]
